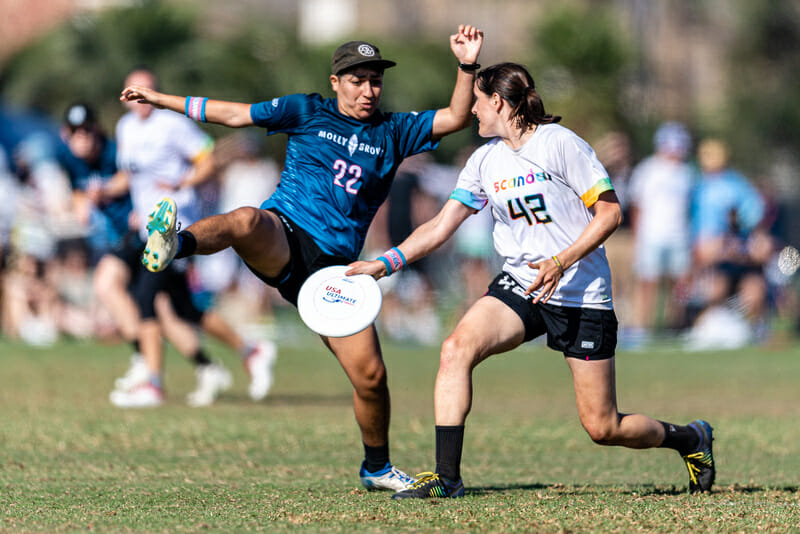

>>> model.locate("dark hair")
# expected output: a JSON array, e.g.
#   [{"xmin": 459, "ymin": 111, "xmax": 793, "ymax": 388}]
[{"xmin": 476, "ymin": 62, "xmax": 561, "ymax": 133}]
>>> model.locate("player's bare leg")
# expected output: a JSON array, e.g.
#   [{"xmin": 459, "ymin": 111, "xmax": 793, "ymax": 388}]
[
  {"xmin": 567, "ymin": 357, "xmax": 664, "ymax": 447},
  {"xmin": 395, "ymin": 296, "xmax": 526, "ymax": 499},
  {"xmin": 180, "ymin": 207, "xmax": 290, "ymax": 277},
  {"xmin": 568, "ymin": 356, "xmax": 715, "ymax": 492},
  {"xmin": 93, "ymin": 254, "xmax": 140, "ymax": 342},
  {"xmin": 322, "ymin": 326, "xmax": 389, "ymax": 446},
  {"xmin": 434, "ymin": 296, "xmax": 526, "ymax": 425},
  {"xmin": 322, "ymin": 326, "xmax": 415, "ymax": 491}
]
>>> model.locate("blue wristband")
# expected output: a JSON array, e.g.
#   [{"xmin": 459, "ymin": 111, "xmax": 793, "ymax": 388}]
[
  {"xmin": 200, "ymin": 97, "xmax": 208, "ymax": 123},
  {"xmin": 184, "ymin": 96, "xmax": 191, "ymax": 117},
  {"xmin": 377, "ymin": 256, "xmax": 393, "ymax": 276}
]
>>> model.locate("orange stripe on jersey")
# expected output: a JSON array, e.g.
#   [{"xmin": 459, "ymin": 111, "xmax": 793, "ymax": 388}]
[
  {"xmin": 580, "ymin": 177, "xmax": 614, "ymax": 207},
  {"xmin": 190, "ymin": 139, "xmax": 215, "ymax": 164}
]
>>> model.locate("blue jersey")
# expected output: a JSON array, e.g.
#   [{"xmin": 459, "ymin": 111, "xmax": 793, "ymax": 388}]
[
  {"xmin": 251, "ymin": 93, "xmax": 439, "ymax": 260},
  {"xmin": 57, "ymin": 137, "xmax": 133, "ymax": 248}
]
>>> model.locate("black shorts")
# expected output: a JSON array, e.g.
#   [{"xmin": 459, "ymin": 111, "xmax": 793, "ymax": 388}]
[
  {"xmin": 245, "ymin": 208, "xmax": 351, "ymax": 306},
  {"xmin": 131, "ymin": 260, "xmax": 205, "ymax": 322},
  {"xmin": 111, "ymin": 233, "xmax": 205, "ymax": 323},
  {"xmin": 486, "ymin": 272, "xmax": 618, "ymax": 361}
]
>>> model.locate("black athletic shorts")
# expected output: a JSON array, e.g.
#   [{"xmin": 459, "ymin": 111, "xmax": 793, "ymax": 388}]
[
  {"xmin": 110, "ymin": 231, "xmax": 205, "ymax": 323},
  {"xmin": 245, "ymin": 208, "xmax": 352, "ymax": 306},
  {"xmin": 486, "ymin": 272, "xmax": 618, "ymax": 361}
]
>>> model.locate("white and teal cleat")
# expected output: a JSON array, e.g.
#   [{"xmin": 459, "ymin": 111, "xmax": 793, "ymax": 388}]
[
  {"xmin": 142, "ymin": 197, "xmax": 179, "ymax": 273},
  {"xmin": 359, "ymin": 462, "xmax": 417, "ymax": 492}
]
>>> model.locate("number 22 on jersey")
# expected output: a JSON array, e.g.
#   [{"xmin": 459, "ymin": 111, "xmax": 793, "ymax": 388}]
[{"xmin": 333, "ymin": 159, "xmax": 362, "ymax": 195}]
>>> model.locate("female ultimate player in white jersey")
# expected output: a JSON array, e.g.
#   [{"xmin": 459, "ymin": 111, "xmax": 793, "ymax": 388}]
[{"xmin": 348, "ymin": 63, "xmax": 715, "ymax": 499}]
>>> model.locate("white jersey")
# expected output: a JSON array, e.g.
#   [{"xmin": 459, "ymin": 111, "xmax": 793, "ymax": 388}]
[
  {"xmin": 116, "ymin": 109, "xmax": 213, "ymax": 240},
  {"xmin": 627, "ymin": 154, "xmax": 693, "ymax": 248},
  {"xmin": 451, "ymin": 123, "xmax": 614, "ymax": 309}
]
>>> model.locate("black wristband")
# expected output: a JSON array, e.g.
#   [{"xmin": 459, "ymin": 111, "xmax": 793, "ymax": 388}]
[{"xmin": 458, "ymin": 62, "xmax": 481, "ymax": 72}]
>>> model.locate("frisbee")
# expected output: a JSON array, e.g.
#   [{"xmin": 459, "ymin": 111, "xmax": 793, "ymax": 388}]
[{"xmin": 297, "ymin": 265, "xmax": 383, "ymax": 337}]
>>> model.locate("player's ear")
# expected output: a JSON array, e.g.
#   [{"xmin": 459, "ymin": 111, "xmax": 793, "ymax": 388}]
[
  {"xmin": 330, "ymin": 74, "xmax": 340, "ymax": 93},
  {"xmin": 491, "ymin": 92, "xmax": 502, "ymax": 110}
]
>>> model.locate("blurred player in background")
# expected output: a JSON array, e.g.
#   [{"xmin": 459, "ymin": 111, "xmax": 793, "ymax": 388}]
[
  {"xmin": 627, "ymin": 122, "xmax": 694, "ymax": 339},
  {"xmin": 119, "ymin": 25, "xmax": 483, "ymax": 491},
  {"xmin": 94, "ymin": 69, "xmax": 276, "ymax": 408},
  {"xmin": 349, "ymin": 62, "xmax": 715, "ymax": 499}
]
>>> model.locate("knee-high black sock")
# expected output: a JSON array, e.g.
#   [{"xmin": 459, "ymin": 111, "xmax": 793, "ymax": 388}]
[
  {"xmin": 363, "ymin": 442, "xmax": 390, "ymax": 473},
  {"xmin": 435, "ymin": 425, "xmax": 465, "ymax": 482},
  {"xmin": 658, "ymin": 421, "xmax": 701, "ymax": 455},
  {"xmin": 175, "ymin": 230, "xmax": 197, "ymax": 259},
  {"xmin": 192, "ymin": 349, "xmax": 212, "ymax": 367}
]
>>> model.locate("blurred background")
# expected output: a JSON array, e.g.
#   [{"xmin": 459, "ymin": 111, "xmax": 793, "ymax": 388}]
[{"xmin": 1, "ymin": 0, "xmax": 799, "ymax": 350}]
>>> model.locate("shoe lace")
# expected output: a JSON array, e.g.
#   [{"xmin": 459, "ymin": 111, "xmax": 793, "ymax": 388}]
[
  {"xmin": 389, "ymin": 467, "xmax": 415, "ymax": 484},
  {"xmin": 410, "ymin": 472, "xmax": 439, "ymax": 489}
]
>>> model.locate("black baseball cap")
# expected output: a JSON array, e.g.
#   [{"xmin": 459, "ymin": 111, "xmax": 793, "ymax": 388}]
[
  {"xmin": 331, "ymin": 41, "xmax": 396, "ymax": 75},
  {"xmin": 63, "ymin": 102, "xmax": 96, "ymax": 131}
]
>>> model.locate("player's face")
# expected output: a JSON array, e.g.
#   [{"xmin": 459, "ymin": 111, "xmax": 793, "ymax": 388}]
[
  {"xmin": 331, "ymin": 68, "xmax": 384, "ymax": 120},
  {"xmin": 471, "ymin": 84, "xmax": 501, "ymax": 138},
  {"xmin": 123, "ymin": 70, "xmax": 157, "ymax": 119},
  {"xmin": 67, "ymin": 127, "xmax": 100, "ymax": 162}
]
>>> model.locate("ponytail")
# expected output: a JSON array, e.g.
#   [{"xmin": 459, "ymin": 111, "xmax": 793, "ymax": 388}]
[{"xmin": 477, "ymin": 63, "xmax": 561, "ymax": 133}]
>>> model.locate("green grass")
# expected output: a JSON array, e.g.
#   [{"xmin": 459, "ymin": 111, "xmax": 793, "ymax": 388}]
[{"xmin": 1, "ymin": 319, "xmax": 799, "ymax": 533}]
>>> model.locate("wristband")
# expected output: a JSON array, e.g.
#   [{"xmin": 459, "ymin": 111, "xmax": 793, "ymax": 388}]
[
  {"xmin": 378, "ymin": 247, "xmax": 407, "ymax": 276},
  {"xmin": 185, "ymin": 96, "xmax": 208, "ymax": 122},
  {"xmin": 552, "ymin": 255, "xmax": 564, "ymax": 274},
  {"xmin": 458, "ymin": 62, "xmax": 481, "ymax": 72}
]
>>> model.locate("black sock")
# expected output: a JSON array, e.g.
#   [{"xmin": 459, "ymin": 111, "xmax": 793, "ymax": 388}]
[
  {"xmin": 175, "ymin": 230, "xmax": 197, "ymax": 259},
  {"xmin": 131, "ymin": 340, "xmax": 140, "ymax": 354},
  {"xmin": 658, "ymin": 421, "xmax": 701, "ymax": 455},
  {"xmin": 435, "ymin": 425, "xmax": 465, "ymax": 482},
  {"xmin": 363, "ymin": 443, "xmax": 390, "ymax": 473},
  {"xmin": 192, "ymin": 349, "xmax": 212, "ymax": 367}
]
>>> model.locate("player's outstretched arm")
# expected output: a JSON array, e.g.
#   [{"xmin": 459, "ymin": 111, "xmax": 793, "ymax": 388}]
[
  {"xmin": 431, "ymin": 24, "xmax": 484, "ymax": 139},
  {"xmin": 347, "ymin": 199, "xmax": 475, "ymax": 279},
  {"xmin": 120, "ymin": 85, "xmax": 254, "ymax": 128}
]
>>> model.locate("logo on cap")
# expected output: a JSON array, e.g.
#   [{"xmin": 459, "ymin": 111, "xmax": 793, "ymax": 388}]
[{"xmin": 357, "ymin": 44, "xmax": 375, "ymax": 57}]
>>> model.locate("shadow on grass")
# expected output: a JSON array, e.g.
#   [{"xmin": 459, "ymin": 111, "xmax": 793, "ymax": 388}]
[{"xmin": 466, "ymin": 483, "xmax": 799, "ymax": 497}]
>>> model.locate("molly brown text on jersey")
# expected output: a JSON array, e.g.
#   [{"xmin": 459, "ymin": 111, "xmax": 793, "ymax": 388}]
[{"xmin": 317, "ymin": 130, "xmax": 383, "ymax": 157}]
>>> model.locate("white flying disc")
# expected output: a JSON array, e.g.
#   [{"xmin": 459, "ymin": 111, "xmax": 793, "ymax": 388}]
[{"xmin": 297, "ymin": 265, "xmax": 383, "ymax": 338}]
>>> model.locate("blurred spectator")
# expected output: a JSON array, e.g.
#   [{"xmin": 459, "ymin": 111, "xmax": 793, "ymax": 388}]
[
  {"xmin": 0, "ymin": 146, "xmax": 20, "ymax": 268},
  {"xmin": 627, "ymin": 122, "xmax": 694, "ymax": 342},
  {"xmin": 57, "ymin": 102, "xmax": 133, "ymax": 264},
  {"xmin": 690, "ymin": 138, "xmax": 766, "ymax": 266},
  {"xmin": 683, "ymin": 138, "xmax": 771, "ymax": 348}
]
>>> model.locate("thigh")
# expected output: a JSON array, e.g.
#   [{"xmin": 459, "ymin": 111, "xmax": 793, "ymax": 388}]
[
  {"xmin": 448, "ymin": 295, "xmax": 528, "ymax": 367},
  {"xmin": 321, "ymin": 325, "xmax": 385, "ymax": 386},
  {"xmin": 230, "ymin": 207, "xmax": 291, "ymax": 279},
  {"xmin": 566, "ymin": 356, "xmax": 619, "ymax": 423}
]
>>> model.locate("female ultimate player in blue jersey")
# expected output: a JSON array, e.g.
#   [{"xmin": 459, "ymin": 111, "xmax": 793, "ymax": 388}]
[
  {"xmin": 349, "ymin": 62, "xmax": 715, "ymax": 499},
  {"xmin": 119, "ymin": 24, "xmax": 484, "ymax": 492}
]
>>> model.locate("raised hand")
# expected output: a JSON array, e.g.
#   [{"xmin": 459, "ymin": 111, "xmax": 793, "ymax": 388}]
[
  {"xmin": 450, "ymin": 24, "xmax": 484, "ymax": 65},
  {"xmin": 120, "ymin": 85, "xmax": 165, "ymax": 109}
]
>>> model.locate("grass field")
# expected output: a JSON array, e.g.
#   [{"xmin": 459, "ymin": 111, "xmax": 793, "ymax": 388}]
[{"xmin": 2, "ymin": 315, "xmax": 799, "ymax": 533}]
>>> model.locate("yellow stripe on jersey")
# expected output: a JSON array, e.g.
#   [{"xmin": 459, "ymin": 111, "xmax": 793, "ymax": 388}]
[
  {"xmin": 580, "ymin": 177, "xmax": 614, "ymax": 207},
  {"xmin": 190, "ymin": 139, "xmax": 215, "ymax": 164}
]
